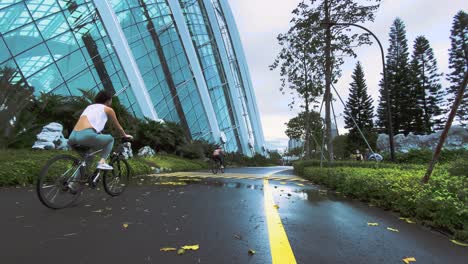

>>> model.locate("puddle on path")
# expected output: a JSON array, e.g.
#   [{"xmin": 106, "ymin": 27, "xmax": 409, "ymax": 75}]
[{"xmin": 132, "ymin": 175, "xmax": 265, "ymax": 191}]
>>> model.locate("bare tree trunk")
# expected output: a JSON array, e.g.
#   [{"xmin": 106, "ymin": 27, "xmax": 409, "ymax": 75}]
[
  {"xmin": 423, "ymin": 70, "xmax": 468, "ymax": 183},
  {"xmin": 303, "ymin": 49, "xmax": 311, "ymax": 159},
  {"xmin": 324, "ymin": 0, "xmax": 334, "ymax": 161}
]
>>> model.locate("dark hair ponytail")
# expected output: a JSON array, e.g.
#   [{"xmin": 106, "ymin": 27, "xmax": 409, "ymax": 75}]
[{"xmin": 94, "ymin": 90, "xmax": 113, "ymax": 104}]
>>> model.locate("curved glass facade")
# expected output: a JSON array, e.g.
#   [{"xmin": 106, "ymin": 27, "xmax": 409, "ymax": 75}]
[
  {"xmin": 1, "ymin": 0, "xmax": 265, "ymax": 155},
  {"xmin": 109, "ymin": 0, "xmax": 210, "ymax": 140},
  {"xmin": 0, "ymin": 0, "xmax": 142, "ymax": 117},
  {"xmin": 179, "ymin": 0, "xmax": 240, "ymax": 152}
]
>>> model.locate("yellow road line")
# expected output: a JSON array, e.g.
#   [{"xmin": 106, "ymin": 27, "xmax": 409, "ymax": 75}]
[
  {"xmin": 263, "ymin": 175, "xmax": 297, "ymax": 264},
  {"xmin": 149, "ymin": 172, "xmax": 309, "ymax": 183}
]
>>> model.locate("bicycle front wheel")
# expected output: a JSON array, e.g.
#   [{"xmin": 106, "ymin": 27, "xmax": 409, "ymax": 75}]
[
  {"xmin": 36, "ymin": 154, "xmax": 82, "ymax": 209},
  {"xmin": 103, "ymin": 156, "xmax": 130, "ymax": 196},
  {"xmin": 211, "ymin": 160, "xmax": 219, "ymax": 174}
]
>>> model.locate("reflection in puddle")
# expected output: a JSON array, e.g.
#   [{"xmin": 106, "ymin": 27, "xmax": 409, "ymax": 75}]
[
  {"xmin": 290, "ymin": 188, "xmax": 345, "ymax": 204},
  {"xmin": 132, "ymin": 176, "xmax": 264, "ymax": 191}
]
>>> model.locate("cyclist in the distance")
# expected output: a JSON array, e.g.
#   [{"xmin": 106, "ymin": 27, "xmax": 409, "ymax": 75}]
[
  {"xmin": 212, "ymin": 145, "xmax": 225, "ymax": 169},
  {"xmin": 68, "ymin": 90, "xmax": 133, "ymax": 171}
]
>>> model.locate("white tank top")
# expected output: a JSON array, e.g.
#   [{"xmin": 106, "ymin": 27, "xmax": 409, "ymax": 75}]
[{"xmin": 81, "ymin": 104, "xmax": 108, "ymax": 133}]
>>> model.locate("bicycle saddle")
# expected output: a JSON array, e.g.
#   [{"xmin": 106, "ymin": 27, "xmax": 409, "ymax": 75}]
[{"xmin": 68, "ymin": 143, "xmax": 91, "ymax": 152}]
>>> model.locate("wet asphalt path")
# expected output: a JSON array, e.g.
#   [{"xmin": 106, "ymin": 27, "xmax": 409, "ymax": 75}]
[{"xmin": 0, "ymin": 166, "xmax": 467, "ymax": 263}]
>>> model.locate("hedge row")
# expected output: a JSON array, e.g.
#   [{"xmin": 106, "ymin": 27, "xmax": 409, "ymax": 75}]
[
  {"xmin": 296, "ymin": 164, "xmax": 468, "ymax": 241},
  {"xmin": 293, "ymin": 159, "xmax": 423, "ymax": 176},
  {"xmin": 0, "ymin": 150, "xmax": 208, "ymax": 186}
]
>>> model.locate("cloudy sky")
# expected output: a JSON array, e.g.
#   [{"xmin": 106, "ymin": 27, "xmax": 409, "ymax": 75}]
[{"xmin": 228, "ymin": 0, "xmax": 467, "ymax": 151}]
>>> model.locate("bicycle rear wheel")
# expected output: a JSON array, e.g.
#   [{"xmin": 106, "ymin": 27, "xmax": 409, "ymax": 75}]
[
  {"xmin": 36, "ymin": 154, "xmax": 82, "ymax": 209},
  {"xmin": 103, "ymin": 156, "xmax": 130, "ymax": 196}
]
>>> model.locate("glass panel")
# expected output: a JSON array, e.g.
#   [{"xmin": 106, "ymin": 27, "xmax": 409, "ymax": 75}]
[
  {"xmin": 28, "ymin": 63, "xmax": 63, "ymax": 95},
  {"xmin": 26, "ymin": 0, "xmax": 61, "ymax": 21},
  {"xmin": 36, "ymin": 11, "xmax": 69, "ymax": 40},
  {"xmin": 3, "ymin": 23, "xmax": 43, "ymax": 56},
  {"xmin": 0, "ymin": 38, "xmax": 11, "ymax": 64},
  {"xmin": 15, "ymin": 43, "xmax": 53, "ymax": 78},
  {"xmin": 0, "ymin": 2, "xmax": 32, "ymax": 34},
  {"xmin": 50, "ymin": 83, "xmax": 71, "ymax": 96},
  {"xmin": 45, "ymin": 31, "xmax": 79, "ymax": 62},
  {"xmin": 66, "ymin": 70, "xmax": 97, "ymax": 96},
  {"xmin": 55, "ymin": 49, "xmax": 88, "ymax": 80}
]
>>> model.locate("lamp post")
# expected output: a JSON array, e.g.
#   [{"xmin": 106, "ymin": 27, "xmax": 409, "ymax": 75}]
[{"xmin": 320, "ymin": 21, "xmax": 396, "ymax": 161}]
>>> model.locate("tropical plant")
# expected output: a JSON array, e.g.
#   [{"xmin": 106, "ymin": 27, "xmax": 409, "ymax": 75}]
[{"xmin": 0, "ymin": 67, "xmax": 36, "ymax": 149}]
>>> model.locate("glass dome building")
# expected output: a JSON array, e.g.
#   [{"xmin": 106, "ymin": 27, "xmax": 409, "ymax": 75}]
[{"xmin": 0, "ymin": 0, "xmax": 266, "ymax": 156}]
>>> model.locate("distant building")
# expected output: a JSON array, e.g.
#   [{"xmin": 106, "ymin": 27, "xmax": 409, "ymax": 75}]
[{"xmin": 288, "ymin": 138, "xmax": 304, "ymax": 150}]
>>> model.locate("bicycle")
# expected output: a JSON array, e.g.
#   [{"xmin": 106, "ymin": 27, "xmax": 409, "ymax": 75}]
[
  {"xmin": 36, "ymin": 137, "xmax": 132, "ymax": 209},
  {"xmin": 211, "ymin": 157, "xmax": 225, "ymax": 174}
]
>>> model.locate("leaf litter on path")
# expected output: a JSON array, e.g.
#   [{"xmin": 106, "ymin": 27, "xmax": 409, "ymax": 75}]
[
  {"xmin": 160, "ymin": 244, "xmax": 200, "ymax": 255},
  {"xmin": 399, "ymin": 217, "xmax": 415, "ymax": 224},
  {"xmin": 160, "ymin": 247, "xmax": 177, "ymax": 252},
  {"xmin": 387, "ymin": 227, "xmax": 399, "ymax": 232},
  {"xmin": 402, "ymin": 257, "xmax": 416, "ymax": 263},
  {"xmin": 367, "ymin": 222, "xmax": 379, "ymax": 226}
]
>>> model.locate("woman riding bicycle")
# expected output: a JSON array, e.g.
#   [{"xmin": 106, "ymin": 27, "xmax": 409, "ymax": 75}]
[
  {"xmin": 68, "ymin": 90, "xmax": 133, "ymax": 171},
  {"xmin": 212, "ymin": 145, "xmax": 225, "ymax": 169}
]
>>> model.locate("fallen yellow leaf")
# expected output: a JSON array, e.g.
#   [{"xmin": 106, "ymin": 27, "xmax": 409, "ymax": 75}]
[
  {"xmin": 160, "ymin": 247, "xmax": 177, "ymax": 252},
  {"xmin": 402, "ymin": 257, "xmax": 416, "ymax": 263},
  {"xmin": 92, "ymin": 209, "xmax": 103, "ymax": 213},
  {"xmin": 387, "ymin": 227, "xmax": 399, "ymax": 232},
  {"xmin": 367, "ymin": 222, "xmax": 379, "ymax": 226},
  {"xmin": 296, "ymin": 183, "xmax": 305, "ymax": 186},
  {"xmin": 248, "ymin": 249, "xmax": 256, "ymax": 255},
  {"xmin": 450, "ymin": 240, "xmax": 468, "ymax": 247},
  {"xmin": 177, "ymin": 248, "xmax": 185, "ymax": 255},
  {"xmin": 181, "ymin": 245, "xmax": 199, "ymax": 250},
  {"xmin": 280, "ymin": 182, "xmax": 287, "ymax": 185},
  {"xmin": 123, "ymin": 223, "xmax": 129, "ymax": 229},
  {"xmin": 273, "ymin": 205, "xmax": 280, "ymax": 209},
  {"xmin": 399, "ymin": 217, "xmax": 415, "ymax": 224}
]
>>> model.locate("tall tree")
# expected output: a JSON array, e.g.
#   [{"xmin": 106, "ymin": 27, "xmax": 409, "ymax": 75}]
[
  {"xmin": 285, "ymin": 111, "xmax": 323, "ymax": 155},
  {"xmin": 273, "ymin": 0, "xmax": 381, "ymax": 160},
  {"xmin": 344, "ymin": 62, "xmax": 375, "ymax": 152},
  {"xmin": 301, "ymin": 0, "xmax": 380, "ymax": 160},
  {"xmin": 377, "ymin": 18, "xmax": 412, "ymax": 135},
  {"xmin": 446, "ymin": 10, "xmax": 468, "ymax": 126},
  {"xmin": 270, "ymin": 2, "xmax": 324, "ymax": 159},
  {"xmin": 410, "ymin": 36, "xmax": 444, "ymax": 133}
]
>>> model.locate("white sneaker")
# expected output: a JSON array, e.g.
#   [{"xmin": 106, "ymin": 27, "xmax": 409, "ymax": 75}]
[
  {"xmin": 220, "ymin": 165, "xmax": 224, "ymax": 169},
  {"xmin": 97, "ymin": 163, "xmax": 113, "ymax": 170}
]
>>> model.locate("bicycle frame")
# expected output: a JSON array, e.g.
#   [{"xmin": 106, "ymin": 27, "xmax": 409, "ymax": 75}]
[{"xmin": 70, "ymin": 149, "xmax": 104, "ymax": 185}]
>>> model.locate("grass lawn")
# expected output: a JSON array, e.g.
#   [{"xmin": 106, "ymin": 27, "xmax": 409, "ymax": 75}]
[{"xmin": 0, "ymin": 149, "xmax": 208, "ymax": 187}]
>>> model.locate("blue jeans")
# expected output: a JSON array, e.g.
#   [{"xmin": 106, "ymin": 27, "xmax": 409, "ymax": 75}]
[{"xmin": 68, "ymin": 129, "xmax": 114, "ymax": 159}]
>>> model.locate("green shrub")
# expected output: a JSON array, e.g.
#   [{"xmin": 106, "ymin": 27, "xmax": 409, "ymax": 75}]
[
  {"xmin": 300, "ymin": 164, "xmax": 467, "ymax": 240},
  {"xmin": 447, "ymin": 158, "xmax": 468, "ymax": 177},
  {"xmin": 382, "ymin": 148, "xmax": 468, "ymax": 164},
  {"xmin": 292, "ymin": 159, "xmax": 412, "ymax": 176},
  {"xmin": 177, "ymin": 140, "xmax": 216, "ymax": 160}
]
